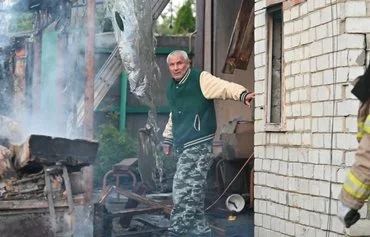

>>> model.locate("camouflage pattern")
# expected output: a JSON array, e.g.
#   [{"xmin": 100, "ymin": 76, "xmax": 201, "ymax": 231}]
[{"xmin": 169, "ymin": 142, "xmax": 214, "ymax": 236}]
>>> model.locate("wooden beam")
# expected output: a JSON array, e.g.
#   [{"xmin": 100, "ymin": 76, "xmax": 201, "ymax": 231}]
[
  {"xmin": 222, "ymin": 0, "xmax": 255, "ymax": 74},
  {"xmin": 110, "ymin": 207, "xmax": 163, "ymax": 218},
  {"xmin": 115, "ymin": 187, "xmax": 172, "ymax": 215}
]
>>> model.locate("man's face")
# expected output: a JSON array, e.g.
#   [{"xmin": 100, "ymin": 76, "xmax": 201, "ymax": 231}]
[{"xmin": 167, "ymin": 54, "xmax": 190, "ymax": 81}]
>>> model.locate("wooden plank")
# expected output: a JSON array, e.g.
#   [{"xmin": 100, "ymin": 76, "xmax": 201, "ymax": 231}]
[
  {"xmin": 111, "ymin": 206, "xmax": 163, "ymax": 218},
  {"xmin": 28, "ymin": 135, "xmax": 99, "ymax": 166},
  {"xmin": 222, "ymin": 0, "xmax": 254, "ymax": 74},
  {"xmin": 115, "ymin": 187, "xmax": 172, "ymax": 215},
  {"xmin": 0, "ymin": 198, "xmax": 83, "ymax": 210}
]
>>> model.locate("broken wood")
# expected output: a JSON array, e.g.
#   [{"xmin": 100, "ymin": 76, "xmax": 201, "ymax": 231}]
[
  {"xmin": 222, "ymin": 0, "xmax": 255, "ymax": 74},
  {"xmin": 115, "ymin": 187, "xmax": 172, "ymax": 216}
]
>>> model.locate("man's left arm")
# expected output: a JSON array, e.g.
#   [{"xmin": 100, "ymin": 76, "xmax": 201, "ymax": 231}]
[{"xmin": 199, "ymin": 71, "xmax": 255, "ymax": 106}]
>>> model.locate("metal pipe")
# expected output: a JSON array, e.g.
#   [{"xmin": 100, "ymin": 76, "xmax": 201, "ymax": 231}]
[
  {"xmin": 119, "ymin": 73, "xmax": 127, "ymax": 132},
  {"xmin": 84, "ymin": 0, "xmax": 95, "ymax": 204}
]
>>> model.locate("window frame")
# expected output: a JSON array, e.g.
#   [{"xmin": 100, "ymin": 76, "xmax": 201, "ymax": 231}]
[{"xmin": 265, "ymin": 3, "xmax": 286, "ymax": 132}]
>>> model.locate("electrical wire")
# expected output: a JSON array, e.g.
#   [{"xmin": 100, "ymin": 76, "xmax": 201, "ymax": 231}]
[
  {"xmin": 326, "ymin": 0, "xmax": 338, "ymax": 235},
  {"xmin": 205, "ymin": 152, "xmax": 254, "ymax": 212}
]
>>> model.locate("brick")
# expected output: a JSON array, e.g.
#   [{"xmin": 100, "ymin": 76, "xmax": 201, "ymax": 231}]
[
  {"xmin": 312, "ymin": 102, "xmax": 324, "ymax": 116},
  {"xmin": 335, "ymin": 67, "xmax": 349, "ymax": 83},
  {"xmin": 262, "ymin": 215, "xmax": 272, "ymax": 229},
  {"xmin": 255, "ymin": 40, "xmax": 266, "ymax": 54},
  {"xmin": 299, "ymin": 209, "xmax": 310, "ymax": 225},
  {"xmin": 300, "ymin": 2, "xmax": 308, "ymax": 16},
  {"xmin": 345, "ymin": 1, "xmax": 367, "ymax": 17},
  {"xmin": 255, "ymin": 213, "xmax": 263, "ymax": 227},
  {"xmin": 284, "ymin": 8, "xmax": 292, "ymax": 22},
  {"xmin": 294, "ymin": 19, "xmax": 303, "ymax": 32},
  {"xmin": 345, "ymin": 18, "xmax": 370, "ymax": 33},
  {"xmin": 337, "ymin": 33, "xmax": 366, "ymax": 50},
  {"xmin": 255, "ymin": 66, "xmax": 266, "ymax": 81},
  {"xmin": 255, "ymin": 26, "xmax": 267, "ymax": 42},
  {"xmin": 285, "ymin": 49, "xmax": 295, "ymax": 63},
  {"xmin": 317, "ymin": 85, "xmax": 331, "ymax": 101},
  {"xmin": 284, "ymin": 35, "xmax": 292, "ymax": 50},
  {"xmin": 310, "ymin": 40, "xmax": 322, "ymax": 57},
  {"xmin": 348, "ymin": 49, "xmax": 366, "ymax": 66},
  {"xmin": 290, "ymin": 5, "xmax": 300, "ymax": 20},
  {"xmin": 333, "ymin": 117, "xmax": 344, "ymax": 133},
  {"xmin": 314, "ymin": 165, "xmax": 325, "ymax": 180},
  {"xmin": 255, "ymin": 0, "xmax": 266, "ymax": 11},
  {"xmin": 301, "ymin": 103, "xmax": 311, "ymax": 116},
  {"xmin": 312, "ymin": 133, "xmax": 324, "ymax": 148},
  {"xmin": 322, "ymin": 37, "xmax": 334, "ymax": 54},
  {"xmin": 284, "ymin": 21, "xmax": 294, "ymax": 36},
  {"xmin": 309, "ymin": 211, "xmax": 322, "ymax": 228},
  {"xmin": 316, "ymin": 24, "xmax": 328, "ymax": 40},
  {"xmin": 345, "ymin": 116, "xmax": 358, "ymax": 133},
  {"xmin": 320, "ymin": 6, "xmax": 332, "ymax": 24},
  {"xmin": 337, "ymin": 99, "xmax": 360, "ymax": 117},
  {"xmin": 309, "ymin": 180, "xmax": 321, "ymax": 195},
  {"xmin": 263, "ymin": 159, "xmax": 271, "ymax": 171},
  {"xmin": 285, "ymin": 221, "xmax": 295, "ymax": 236},
  {"xmin": 345, "ymin": 151, "xmax": 355, "ymax": 167},
  {"xmin": 348, "ymin": 66, "xmax": 365, "ymax": 80},
  {"xmin": 309, "ymin": 10, "xmax": 321, "ymax": 27},
  {"xmin": 314, "ymin": 0, "xmax": 326, "ymax": 9},
  {"xmin": 255, "ymin": 11, "xmax": 266, "ymax": 28},
  {"xmin": 336, "ymin": 133, "xmax": 358, "ymax": 150},
  {"xmin": 310, "ymin": 58, "xmax": 317, "ymax": 72},
  {"xmin": 291, "ymin": 34, "xmax": 301, "ymax": 48},
  {"xmin": 300, "ymin": 60, "xmax": 310, "ymax": 73},
  {"xmin": 317, "ymin": 54, "xmax": 331, "ymax": 71},
  {"xmin": 323, "ymin": 101, "xmax": 334, "ymax": 116}
]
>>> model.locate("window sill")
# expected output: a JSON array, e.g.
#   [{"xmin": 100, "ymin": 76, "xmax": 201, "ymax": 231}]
[{"xmin": 265, "ymin": 123, "xmax": 286, "ymax": 132}]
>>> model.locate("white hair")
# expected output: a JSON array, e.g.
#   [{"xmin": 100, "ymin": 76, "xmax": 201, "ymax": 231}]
[{"xmin": 166, "ymin": 50, "xmax": 190, "ymax": 64}]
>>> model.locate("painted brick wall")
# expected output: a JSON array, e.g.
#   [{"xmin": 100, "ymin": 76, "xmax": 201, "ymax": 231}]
[{"xmin": 253, "ymin": 0, "xmax": 370, "ymax": 236}]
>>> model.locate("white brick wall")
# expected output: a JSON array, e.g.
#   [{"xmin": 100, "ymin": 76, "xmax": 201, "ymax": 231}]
[{"xmin": 254, "ymin": 0, "xmax": 370, "ymax": 236}]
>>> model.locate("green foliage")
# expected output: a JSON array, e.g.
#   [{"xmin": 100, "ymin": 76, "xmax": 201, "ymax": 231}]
[
  {"xmin": 173, "ymin": 0, "xmax": 195, "ymax": 34},
  {"xmin": 93, "ymin": 113, "xmax": 137, "ymax": 187},
  {"xmin": 8, "ymin": 13, "xmax": 33, "ymax": 33},
  {"xmin": 155, "ymin": 0, "xmax": 195, "ymax": 36}
]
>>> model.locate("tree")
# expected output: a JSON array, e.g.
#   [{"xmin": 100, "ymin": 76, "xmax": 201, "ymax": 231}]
[
  {"xmin": 155, "ymin": 0, "xmax": 195, "ymax": 36},
  {"xmin": 173, "ymin": 0, "xmax": 195, "ymax": 34}
]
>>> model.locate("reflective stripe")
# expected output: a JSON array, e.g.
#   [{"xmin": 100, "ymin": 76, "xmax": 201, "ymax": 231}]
[
  {"xmin": 364, "ymin": 115, "xmax": 370, "ymax": 133},
  {"xmin": 343, "ymin": 171, "xmax": 370, "ymax": 200},
  {"xmin": 357, "ymin": 121, "xmax": 366, "ymax": 141},
  {"xmin": 348, "ymin": 171, "xmax": 370, "ymax": 190}
]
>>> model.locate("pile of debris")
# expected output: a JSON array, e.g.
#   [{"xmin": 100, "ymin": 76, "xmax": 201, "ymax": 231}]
[{"xmin": 0, "ymin": 115, "xmax": 99, "ymax": 237}]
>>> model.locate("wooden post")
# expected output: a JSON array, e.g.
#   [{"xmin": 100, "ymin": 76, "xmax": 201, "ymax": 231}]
[{"xmin": 84, "ymin": 0, "xmax": 95, "ymax": 204}]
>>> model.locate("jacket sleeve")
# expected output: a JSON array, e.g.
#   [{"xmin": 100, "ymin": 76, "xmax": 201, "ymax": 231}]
[
  {"xmin": 162, "ymin": 113, "xmax": 173, "ymax": 145},
  {"xmin": 199, "ymin": 71, "xmax": 250, "ymax": 104},
  {"xmin": 339, "ymin": 124, "xmax": 370, "ymax": 210}
]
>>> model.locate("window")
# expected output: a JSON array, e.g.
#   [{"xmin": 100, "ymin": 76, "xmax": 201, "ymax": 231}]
[{"xmin": 266, "ymin": 4, "xmax": 285, "ymax": 131}]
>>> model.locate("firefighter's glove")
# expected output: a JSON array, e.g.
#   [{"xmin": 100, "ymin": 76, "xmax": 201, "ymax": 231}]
[{"xmin": 337, "ymin": 201, "xmax": 360, "ymax": 228}]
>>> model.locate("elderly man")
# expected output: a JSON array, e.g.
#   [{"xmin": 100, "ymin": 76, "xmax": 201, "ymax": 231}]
[{"xmin": 162, "ymin": 50, "xmax": 255, "ymax": 236}]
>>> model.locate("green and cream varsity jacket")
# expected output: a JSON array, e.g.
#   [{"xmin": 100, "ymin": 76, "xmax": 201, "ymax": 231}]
[{"xmin": 163, "ymin": 68, "xmax": 250, "ymax": 151}]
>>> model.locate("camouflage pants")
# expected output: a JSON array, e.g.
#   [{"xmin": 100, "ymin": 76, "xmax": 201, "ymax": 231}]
[{"xmin": 169, "ymin": 142, "xmax": 214, "ymax": 236}]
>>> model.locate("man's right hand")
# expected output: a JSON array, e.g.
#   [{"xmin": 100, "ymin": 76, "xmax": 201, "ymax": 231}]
[{"xmin": 163, "ymin": 144, "xmax": 172, "ymax": 156}]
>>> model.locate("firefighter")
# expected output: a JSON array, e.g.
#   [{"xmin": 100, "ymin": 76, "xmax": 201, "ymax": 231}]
[{"xmin": 338, "ymin": 63, "xmax": 370, "ymax": 228}]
